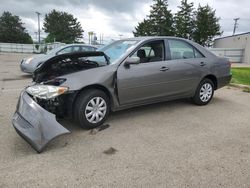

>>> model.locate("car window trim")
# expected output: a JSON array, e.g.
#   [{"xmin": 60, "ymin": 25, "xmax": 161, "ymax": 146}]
[{"xmin": 164, "ymin": 39, "xmax": 171, "ymax": 60}]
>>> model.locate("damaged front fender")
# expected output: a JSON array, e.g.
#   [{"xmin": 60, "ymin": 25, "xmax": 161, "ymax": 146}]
[{"xmin": 12, "ymin": 91, "xmax": 70, "ymax": 153}]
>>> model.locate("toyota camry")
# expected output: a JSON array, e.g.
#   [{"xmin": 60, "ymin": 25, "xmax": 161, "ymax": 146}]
[{"xmin": 12, "ymin": 37, "xmax": 232, "ymax": 152}]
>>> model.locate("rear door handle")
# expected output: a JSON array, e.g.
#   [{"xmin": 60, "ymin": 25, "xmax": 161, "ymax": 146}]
[
  {"xmin": 200, "ymin": 62, "xmax": 206, "ymax": 67},
  {"xmin": 160, "ymin": 66, "xmax": 169, "ymax": 72}
]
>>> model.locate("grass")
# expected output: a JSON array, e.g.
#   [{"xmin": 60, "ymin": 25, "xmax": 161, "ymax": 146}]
[{"xmin": 231, "ymin": 67, "xmax": 250, "ymax": 86}]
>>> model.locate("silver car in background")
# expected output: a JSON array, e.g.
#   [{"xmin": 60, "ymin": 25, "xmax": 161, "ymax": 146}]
[
  {"xmin": 20, "ymin": 44, "xmax": 97, "ymax": 73},
  {"xmin": 13, "ymin": 37, "xmax": 232, "ymax": 152}
]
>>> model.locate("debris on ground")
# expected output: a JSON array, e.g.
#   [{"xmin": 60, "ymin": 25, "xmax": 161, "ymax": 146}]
[
  {"xmin": 89, "ymin": 124, "xmax": 110, "ymax": 135},
  {"xmin": 89, "ymin": 129, "xmax": 98, "ymax": 135},
  {"xmin": 97, "ymin": 124, "xmax": 110, "ymax": 131},
  {"xmin": 103, "ymin": 147, "xmax": 118, "ymax": 155}
]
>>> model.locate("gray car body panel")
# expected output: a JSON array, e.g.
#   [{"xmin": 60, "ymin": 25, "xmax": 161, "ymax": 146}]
[
  {"xmin": 13, "ymin": 37, "xmax": 231, "ymax": 152},
  {"xmin": 12, "ymin": 91, "xmax": 70, "ymax": 152}
]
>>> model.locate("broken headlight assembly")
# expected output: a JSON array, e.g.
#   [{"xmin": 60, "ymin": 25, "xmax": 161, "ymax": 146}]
[{"xmin": 26, "ymin": 85, "xmax": 69, "ymax": 100}]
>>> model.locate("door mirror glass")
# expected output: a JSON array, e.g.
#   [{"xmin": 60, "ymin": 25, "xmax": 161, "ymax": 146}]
[{"xmin": 124, "ymin": 57, "xmax": 140, "ymax": 66}]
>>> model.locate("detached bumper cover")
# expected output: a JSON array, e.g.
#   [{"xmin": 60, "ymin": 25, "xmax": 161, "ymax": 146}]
[{"xmin": 12, "ymin": 91, "xmax": 70, "ymax": 153}]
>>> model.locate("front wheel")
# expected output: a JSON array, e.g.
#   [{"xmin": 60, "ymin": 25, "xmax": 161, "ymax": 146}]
[
  {"xmin": 192, "ymin": 79, "xmax": 214, "ymax": 106},
  {"xmin": 74, "ymin": 89, "xmax": 110, "ymax": 129}
]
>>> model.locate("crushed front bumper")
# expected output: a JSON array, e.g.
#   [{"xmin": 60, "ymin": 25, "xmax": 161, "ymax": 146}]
[{"xmin": 12, "ymin": 91, "xmax": 70, "ymax": 153}]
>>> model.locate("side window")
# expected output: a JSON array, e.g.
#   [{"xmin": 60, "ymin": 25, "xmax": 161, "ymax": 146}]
[
  {"xmin": 168, "ymin": 40, "xmax": 204, "ymax": 60},
  {"xmin": 131, "ymin": 40, "xmax": 164, "ymax": 63},
  {"xmin": 72, "ymin": 46, "xmax": 81, "ymax": 52},
  {"xmin": 81, "ymin": 46, "xmax": 94, "ymax": 52},
  {"xmin": 140, "ymin": 46, "xmax": 155, "ymax": 57},
  {"xmin": 57, "ymin": 47, "xmax": 72, "ymax": 55}
]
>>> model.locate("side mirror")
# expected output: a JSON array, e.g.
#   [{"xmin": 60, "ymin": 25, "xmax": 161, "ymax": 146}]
[{"xmin": 124, "ymin": 57, "xmax": 140, "ymax": 67}]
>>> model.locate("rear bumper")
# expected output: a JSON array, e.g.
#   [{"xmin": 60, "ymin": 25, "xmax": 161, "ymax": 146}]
[
  {"xmin": 217, "ymin": 74, "xmax": 232, "ymax": 89},
  {"xmin": 12, "ymin": 91, "xmax": 70, "ymax": 153}
]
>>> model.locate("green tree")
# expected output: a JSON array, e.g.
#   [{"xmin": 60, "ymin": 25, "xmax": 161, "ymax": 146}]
[
  {"xmin": 0, "ymin": 12, "xmax": 33, "ymax": 44},
  {"xmin": 133, "ymin": 0, "xmax": 174, "ymax": 36},
  {"xmin": 133, "ymin": 19, "xmax": 152, "ymax": 37},
  {"xmin": 193, "ymin": 4, "xmax": 222, "ymax": 46},
  {"xmin": 174, "ymin": 0, "xmax": 194, "ymax": 39},
  {"xmin": 43, "ymin": 10, "xmax": 84, "ymax": 43}
]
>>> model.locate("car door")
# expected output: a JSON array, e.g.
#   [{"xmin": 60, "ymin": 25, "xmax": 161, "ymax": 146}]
[
  {"xmin": 117, "ymin": 40, "xmax": 172, "ymax": 105},
  {"xmin": 162, "ymin": 39, "xmax": 206, "ymax": 96}
]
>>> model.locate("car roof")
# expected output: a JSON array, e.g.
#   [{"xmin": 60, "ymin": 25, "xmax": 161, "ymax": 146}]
[
  {"xmin": 63, "ymin": 44, "xmax": 97, "ymax": 48},
  {"xmin": 122, "ymin": 36, "xmax": 191, "ymax": 42}
]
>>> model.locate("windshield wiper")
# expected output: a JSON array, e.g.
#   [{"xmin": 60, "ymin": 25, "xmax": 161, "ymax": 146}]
[{"xmin": 103, "ymin": 54, "xmax": 111, "ymax": 65}]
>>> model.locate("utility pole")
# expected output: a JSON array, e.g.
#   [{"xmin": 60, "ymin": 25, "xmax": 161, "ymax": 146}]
[
  {"xmin": 35, "ymin": 12, "xmax": 41, "ymax": 43},
  {"xmin": 233, "ymin": 18, "xmax": 240, "ymax": 36}
]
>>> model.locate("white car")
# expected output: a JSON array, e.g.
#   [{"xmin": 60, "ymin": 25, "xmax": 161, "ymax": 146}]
[{"xmin": 20, "ymin": 44, "xmax": 97, "ymax": 74}]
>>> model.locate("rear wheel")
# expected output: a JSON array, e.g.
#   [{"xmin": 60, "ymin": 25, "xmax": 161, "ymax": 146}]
[
  {"xmin": 192, "ymin": 78, "xmax": 214, "ymax": 105},
  {"xmin": 74, "ymin": 89, "xmax": 110, "ymax": 129}
]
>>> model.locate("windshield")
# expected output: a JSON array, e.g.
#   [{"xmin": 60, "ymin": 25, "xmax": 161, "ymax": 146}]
[{"xmin": 98, "ymin": 40, "xmax": 139, "ymax": 64}]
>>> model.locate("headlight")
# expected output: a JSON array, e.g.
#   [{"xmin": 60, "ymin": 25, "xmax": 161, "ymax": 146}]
[
  {"xmin": 24, "ymin": 57, "xmax": 33, "ymax": 64},
  {"xmin": 26, "ymin": 85, "xmax": 69, "ymax": 100}
]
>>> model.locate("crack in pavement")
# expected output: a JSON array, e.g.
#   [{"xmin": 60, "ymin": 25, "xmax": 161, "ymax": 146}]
[{"xmin": 2, "ymin": 77, "xmax": 30, "ymax": 81}]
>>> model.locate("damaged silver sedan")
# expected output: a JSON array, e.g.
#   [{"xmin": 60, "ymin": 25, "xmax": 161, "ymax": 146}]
[{"xmin": 12, "ymin": 37, "xmax": 232, "ymax": 152}]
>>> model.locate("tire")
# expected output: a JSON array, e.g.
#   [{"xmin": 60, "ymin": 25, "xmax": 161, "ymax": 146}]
[
  {"xmin": 192, "ymin": 78, "xmax": 214, "ymax": 106},
  {"xmin": 74, "ymin": 89, "xmax": 110, "ymax": 129}
]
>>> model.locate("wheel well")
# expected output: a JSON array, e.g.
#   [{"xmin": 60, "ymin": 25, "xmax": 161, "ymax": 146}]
[
  {"xmin": 78, "ymin": 84, "xmax": 111, "ymax": 99},
  {"xmin": 204, "ymin": 75, "xmax": 218, "ymax": 90},
  {"xmin": 72, "ymin": 84, "xmax": 112, "ymax": 110}
]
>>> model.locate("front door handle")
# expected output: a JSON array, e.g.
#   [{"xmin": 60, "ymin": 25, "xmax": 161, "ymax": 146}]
[
  {"xmin": 200, "ymin": 62, "xmax": 206, "ymax": 67},
  {"xmin": 160, "ymin": 66, "xmax": 169, "ymax": 72}
]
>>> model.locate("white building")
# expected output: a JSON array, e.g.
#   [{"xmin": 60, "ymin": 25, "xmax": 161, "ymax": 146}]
[{"xmin": 213, "ymin": 32, "xmax": 250, "ymax": 64}]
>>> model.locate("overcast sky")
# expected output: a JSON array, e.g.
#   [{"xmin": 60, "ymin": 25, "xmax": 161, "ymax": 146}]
[{"xmin": 1, "ymin": 0, "xmax": 250, "ymax": 42}]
